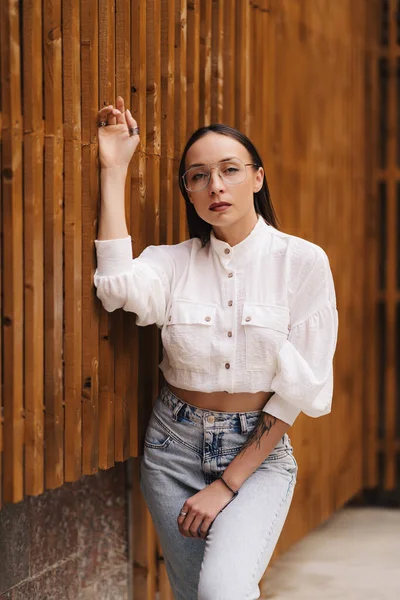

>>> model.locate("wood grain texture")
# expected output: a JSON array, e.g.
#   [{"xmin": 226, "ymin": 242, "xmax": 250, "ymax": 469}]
[
  {"xmin": 22, "ymin": 0, "xmax": 45, "ymax": 497},
  {"xmin": 63, "ymin": 0, "xmax": 82, "ymax": 482},
  {"xmin": 1, "ymin": 0, "xmax": 24, "ymax": 504}
]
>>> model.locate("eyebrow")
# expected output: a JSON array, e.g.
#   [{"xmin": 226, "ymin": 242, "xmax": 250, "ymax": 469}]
[{"xmin": 186, "ymin": 157, "xmax": 238, "ymax": 169}]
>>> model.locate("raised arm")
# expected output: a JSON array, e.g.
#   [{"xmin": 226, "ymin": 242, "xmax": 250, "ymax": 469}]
[
  {"xmin": 94, "ymin": 98, "xmax": 173, "ymax": 327},
  {"xmin": 97, "ymin": 96, "xmax": 140, "ymax": 240}
]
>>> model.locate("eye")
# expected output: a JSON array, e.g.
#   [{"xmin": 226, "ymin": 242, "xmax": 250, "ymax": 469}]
[
  {"xmin": 223, "ymin": 167, "xmax": 239, "ymax": 174},
  {"xmin": 192, "ymin": 172, "xmax": 208, "ymax": 181}
]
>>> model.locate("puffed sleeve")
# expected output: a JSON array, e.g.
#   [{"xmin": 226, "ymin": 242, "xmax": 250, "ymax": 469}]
[
  {"xmin": 263, "ymin": 248, "xmax": 339, "ymax": 426},
  {"xmin": 93, "ymin": 236, "xmax": 174, "ymax": 328}
]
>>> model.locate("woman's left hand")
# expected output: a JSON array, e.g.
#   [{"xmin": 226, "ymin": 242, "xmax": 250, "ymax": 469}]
[{"xmin": 177, "ymin": 479, "xmax": 236, "ymax": 540}]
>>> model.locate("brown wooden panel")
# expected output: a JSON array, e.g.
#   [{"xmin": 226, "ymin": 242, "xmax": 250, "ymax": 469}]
[
  {"xmin": 130, "ymin": 0, "xmax": 148, "ymax": 459},
  {"xmin": 223, "ymin": 0, "xmax": 236, "ymax": 126},
  {"xmin": 200, "ymin": 0, "xmax": 212, "ymax": 126},
  {"xmin": 211, "ymin": 0, "xmax": 224, "ymax": 124},
  {"xmin": 43, "ymin": 0, "xmax": 64, "ymax": 490},
  {"xmin": 0, "ymin": 13, "xmax": 2, "ymax": 508},
  {"xmin": 81, "ymin": 0, "xmax": 100, "ymax": 475},
  {"xmin": 174, "ymin": 0, "xmax": 188, "ymax": 243},
  {"xmin": 98, "ymin": 0, "xmax": 116, "ymax": 470},
  {"xmin": 63, "ymin": 0, "xmax": 83, "ymax": 482},
  {"xmin": 1, "ymin": 0, "xmax": 24, "ymax": 504},
  {"xmin": 115, "ymin": 0, "xmax": 133, "ymax": 463},
  {"xmin": 235, "ymin": 0, "xmax": 251, "ymax": 133},
  {"xmin": 22, "ymin": 0, "xmax": 45, "ymax": 497},
  {"xmin": 187, "ymin": 0, "xmax": 200, "ymax": 134},
  {"xmin": 160, "ymin": 0, "xmax": 176, "ymax": 247}
]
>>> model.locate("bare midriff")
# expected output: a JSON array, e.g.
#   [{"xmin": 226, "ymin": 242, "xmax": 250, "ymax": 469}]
[{"xmin": 166, "ymin": 383, "xmax": 274, "ymax": 413}]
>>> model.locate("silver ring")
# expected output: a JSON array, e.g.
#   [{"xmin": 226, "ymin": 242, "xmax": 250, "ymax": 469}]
[
  {"xmin": 180, "ymin": 510, "xmax": 187, "ymax": 516},
  {"xmin": 128, "ymin": 126, "xmax": 140, "ymax": 137},
  {"xmin": 98, "ymin": 121, "xmax": 108, "ymax": 127}
]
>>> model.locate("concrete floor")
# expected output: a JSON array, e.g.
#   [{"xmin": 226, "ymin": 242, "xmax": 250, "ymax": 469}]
[{"xmin": 261, "ymin": 507, "xmax": 400, "ymax": 600}]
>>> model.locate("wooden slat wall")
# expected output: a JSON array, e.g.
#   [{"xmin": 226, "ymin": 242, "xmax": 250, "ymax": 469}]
[
  {"xmin": 0, "ymin": 0, "xmax": 375, "ymax": 595},
  {"xmin": 365, "ymin": 0, "xmax": 400, "ymax": 494}
]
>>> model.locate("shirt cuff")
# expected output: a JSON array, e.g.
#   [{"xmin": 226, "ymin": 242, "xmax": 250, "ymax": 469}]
[
  {"xmin": 262, "ymin": 393, "xmax": 302, "ymax": 426},
  {"xmin": 94, "ymin": 236, "xmax": 133, "ymax": 276}
]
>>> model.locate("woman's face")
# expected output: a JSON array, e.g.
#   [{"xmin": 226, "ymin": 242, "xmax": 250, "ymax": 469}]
[{"xmin": 184, "ymin": 132, "xmax": 264, "ymax": 233}]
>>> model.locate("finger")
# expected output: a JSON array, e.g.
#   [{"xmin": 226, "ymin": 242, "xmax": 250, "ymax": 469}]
[
  {"xmin": 125, "ymin": 108, "xmax": 138, "ymax": 131},
  {"xmin": 115, "ymin": 96, "xmax": 126, "ymax": 125},
  {"xmin": 179, "ymin": 513, "xmax": 197, "ymax": 538},
  {"xmin": 98, "ymin": 105, "xmax": 113, "ymax": 123},
  {"xmin": 199, "ymin": 517, "xmax": 214, "ymax": 540},
  {"xmin": 106, "ymin": 106, "xmax": 121, "ymax": 127},
  {"xmin": 189, "ymin": 515, "xmax": 205, "ymax": 539}
]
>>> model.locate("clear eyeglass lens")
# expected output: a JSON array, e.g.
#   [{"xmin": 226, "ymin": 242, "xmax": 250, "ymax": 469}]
[{"xmin": 184, "ymin": 158, "xmax": 248, "ymax": 191}]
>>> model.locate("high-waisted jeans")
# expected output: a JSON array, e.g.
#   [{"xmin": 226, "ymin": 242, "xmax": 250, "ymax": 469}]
[{"xmin": 139, "ymin": 386, "xmax": 298, "ymax": 600}]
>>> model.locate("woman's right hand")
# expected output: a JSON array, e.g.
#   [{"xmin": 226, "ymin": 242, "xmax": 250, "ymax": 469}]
[{"xmin": 97, "ymin": 96, "xmax": 140, "ymax": 169}]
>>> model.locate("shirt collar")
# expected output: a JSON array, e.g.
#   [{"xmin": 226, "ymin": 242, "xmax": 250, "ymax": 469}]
[{"xmin": 209, "ymin": 215, "xmax": 271, "ymax": 266}]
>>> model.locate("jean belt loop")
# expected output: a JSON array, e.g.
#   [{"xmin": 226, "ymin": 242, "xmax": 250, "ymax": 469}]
[
  {"xmin": 239, "ymin": 413, "xmax": 248, "ymax": 435},
  {"xmin": 172, "ymin": 399, "xmax": 185, "ymax": 421}
]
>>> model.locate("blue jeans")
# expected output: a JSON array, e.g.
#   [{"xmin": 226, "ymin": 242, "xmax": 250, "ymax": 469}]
[{"xmin": 139, "ymin": 386, "xmax": 298, "ymax": 600}]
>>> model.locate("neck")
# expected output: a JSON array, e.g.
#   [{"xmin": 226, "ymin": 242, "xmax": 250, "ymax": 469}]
[{"xmin": 212, "ymin": 211, "xmax": 258, "ymax": 247}]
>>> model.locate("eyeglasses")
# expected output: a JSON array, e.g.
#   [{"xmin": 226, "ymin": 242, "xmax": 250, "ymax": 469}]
[{"xmin": 182, "ymin": 158, "xmax": 260, "ymax": 192}]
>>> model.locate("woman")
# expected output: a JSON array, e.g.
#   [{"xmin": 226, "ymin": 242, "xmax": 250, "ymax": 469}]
[{"xmin": 94, "ymin": 96, "xmax": 339, "ymax": 600}]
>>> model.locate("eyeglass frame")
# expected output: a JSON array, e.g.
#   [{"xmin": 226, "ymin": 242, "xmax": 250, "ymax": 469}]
[{"xmin": 181, "ymin": 158, "xmax": 261, "ymax": 192}]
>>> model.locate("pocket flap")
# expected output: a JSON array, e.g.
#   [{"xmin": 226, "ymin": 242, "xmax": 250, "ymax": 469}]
[
  {"xmin": 241, "ymin": 303, "xmax": 290, "ymax": 333},
  {"xmin": 167, "ymin": 300, "xmax": 216, "ymax": 325}
]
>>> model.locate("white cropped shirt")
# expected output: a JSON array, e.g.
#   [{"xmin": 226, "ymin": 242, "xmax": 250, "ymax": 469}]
[{"xmin": 94, "ymin": 216, "xmax": 338, "ymax": 426}]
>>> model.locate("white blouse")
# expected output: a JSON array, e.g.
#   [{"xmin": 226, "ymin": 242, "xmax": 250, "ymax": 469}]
[{"xmin": 94, "ymin": 216, "xmax": 338, "ymax": 426}]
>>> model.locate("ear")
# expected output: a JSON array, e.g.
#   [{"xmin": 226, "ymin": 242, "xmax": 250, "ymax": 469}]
[{"xmin": 253, "ymin": 167, "xmax": 264, "ymax": 193}]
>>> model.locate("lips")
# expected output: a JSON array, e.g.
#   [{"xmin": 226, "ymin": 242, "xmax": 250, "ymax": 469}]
[{"xmin": 209, "ymin": 202, "xmax": 232, "ymax": 211}]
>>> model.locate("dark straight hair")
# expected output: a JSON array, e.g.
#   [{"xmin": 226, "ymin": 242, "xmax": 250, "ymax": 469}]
[{"xmin": 178, "ymin": 124, "xmax": 280, "ymax": 246}]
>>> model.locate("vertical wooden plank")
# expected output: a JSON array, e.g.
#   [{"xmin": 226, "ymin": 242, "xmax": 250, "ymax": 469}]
[
  {"xmin": 364, "ymin": 0, "xmax": 380, "ymax": 490},
  {"xmin": 22, "ymin": 0, "xmax": 45, "ymax": 497},
  {"xmin": 187, "ymin": 0, "xmax": 200, "ymax": 134},
  {"xmin": 0, "ymin": 0, "xmax": 24, "ymax": 504},
  {"xmin": 63, "ymin": 0, "xmax": 82, "ymax": 482},
  {"xmin": 160, "ymin": 0, "xmax": 176, "ymax": 247},
  {"xmin": 130, "ymin": 0, "xmax": 147, "ymax": 457},
  {"xmin": 81, "ymin": 0, "xmax": 100, "ymax": 475},
  {"xmin": 43, "ymin": 0, "xmax": 64, "ymax": 489},
  {"xmin": 235, "ymin": 0, "xmax": 251, "ymax": 133},
  {"xmin": 0, "ymin": 6, "xmax": 3, "ymax": 507},
  {"xmin": 115, "ymin": 0, "xmax": 132, "ymax": 463},
  {"xmin": 98, "ymin": 0, "xmax": 116, "ymax": 470},
  {"xmin": 200, "ymin": 0, "xmax": 212, "ymax": 126},
  {"xmin": 211, "ymin": 0, "xmax": 224, "ymax": 124},
  {"xmin": 174, "ymin": 0, "xmax": 188, "ymax": 243},
  {"xmin": 384, "ymin": 0, "xmax": 397, "ymax": 489},
  {"xmin": 223, "ymin": 0, "xmax": 236, "ymax": 126}
]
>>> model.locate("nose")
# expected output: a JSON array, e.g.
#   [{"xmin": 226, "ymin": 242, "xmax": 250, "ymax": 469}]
[{"xmin": 208, "ymin": 167, "xmax": 225, "ymax": 194}]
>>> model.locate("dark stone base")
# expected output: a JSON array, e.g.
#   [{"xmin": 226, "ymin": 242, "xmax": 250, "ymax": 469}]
[{"xmin": 0, "ymin": 463, "xmax": 129, "ymax": 600}]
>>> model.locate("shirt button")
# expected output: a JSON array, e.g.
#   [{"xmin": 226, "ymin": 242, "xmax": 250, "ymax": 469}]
[
  {"xmin": 205, "ymin": 316, "xmax": 211, "ymax": 322},
  {"xmin": 228, "ymin": 272, "xmax": 233, "ymax": 278},
  {"xmin": 168, "ymin": 316, "xmax": 172, "ymax": 321},
  {"xmin": 227, "ymin": 331, "xmax": 232, "ymax": 337},
  {"xmin": 225, "ymin": 363, "xmax": 230, "ymax": 369},
  {"xmin": 207, "ymin": 415, "xmax": 215, "ymax": 423},
  {"xmin": 245, "ymin": 316, "xmax": 252, "ymax": 322},
  {"xmin": 228, "ymin": 300, "xmax": 233, "ymax": 307},
  {"xmin": 224, "ymin": 248, "xmax": 230, "ymax": 254}
]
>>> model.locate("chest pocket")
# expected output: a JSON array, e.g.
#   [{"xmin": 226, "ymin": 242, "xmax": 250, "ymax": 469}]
[
  {"xmin": 162, "ymin": 300, "xmax": 216, "ymax": 373},
  {"xmin": 242, "ymin": 303, "xmax": 290, "ymax": 371}
]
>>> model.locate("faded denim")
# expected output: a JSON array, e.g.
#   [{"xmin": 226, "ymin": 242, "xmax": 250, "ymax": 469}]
[{"xmin": 139, "ymin": 386, "xmax": 298, "ymax": 600}]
